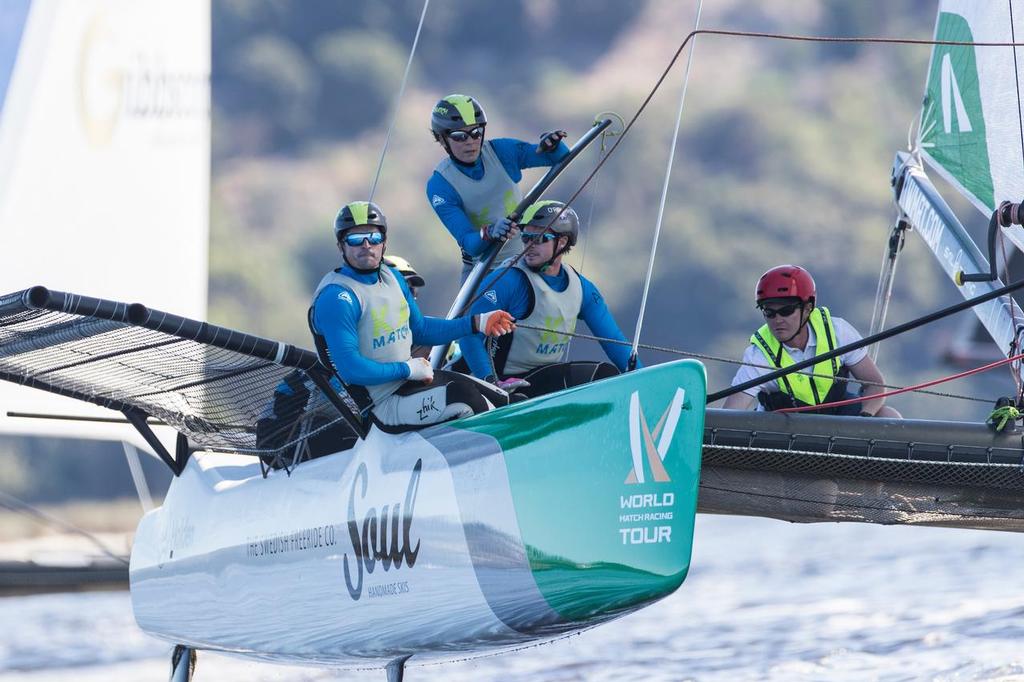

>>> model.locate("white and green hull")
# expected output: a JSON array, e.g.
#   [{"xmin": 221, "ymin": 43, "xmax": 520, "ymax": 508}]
[{"xmin": 130, "ymin": 360, "xmax": 706, "ymax": 668}]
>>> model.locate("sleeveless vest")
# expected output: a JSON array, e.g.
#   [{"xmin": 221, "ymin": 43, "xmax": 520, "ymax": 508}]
[
  {"xmin": 435, "ymin": 141, "xmax": 522, "ymax": 265},
  {"xmin": 502, "ymin": 263, "xmax": 583, "ymax": 376},
  {"xmin": 311, "ymin": 267, "xmax": 411, "ymax": 406},
  {"xmin": 750, "ymin": 306, "xmax": 846, "ymax": 408}
]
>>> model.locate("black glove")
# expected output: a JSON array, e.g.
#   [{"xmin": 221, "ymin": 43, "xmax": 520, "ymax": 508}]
[{"xmin": 536, "ymin": 130, "xmax": 568, "ymax": 154}]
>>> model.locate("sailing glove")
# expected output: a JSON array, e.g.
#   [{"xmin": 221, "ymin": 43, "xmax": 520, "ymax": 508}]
[
  {"xmin": 405, "ymin": 358, "xmax": 434, "ymax": 383},
  {"xmin": 536, "ymin": 130, "xmax": 567, "ymax": 153},
  {"xmin": 474, "ymin": 310, "xmax": 516, "ymax": 337},
  {"xmin": 483, "ymin": 217, "xmax": 517, "ymax": 242}
]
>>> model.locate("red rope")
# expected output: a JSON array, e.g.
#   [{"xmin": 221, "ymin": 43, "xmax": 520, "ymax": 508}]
[{"xmin": 776, "ymin": 352, "xmax": 1024, "ymax": 413}]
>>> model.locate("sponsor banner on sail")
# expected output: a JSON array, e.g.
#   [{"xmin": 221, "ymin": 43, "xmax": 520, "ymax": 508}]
[
  {"xmin": 0, "ymin": 0, "xmax": 209, "ymax": 446},
  {"xmin": 920, "ymin": 3, "xmax": 1024, "ymax": 217}
]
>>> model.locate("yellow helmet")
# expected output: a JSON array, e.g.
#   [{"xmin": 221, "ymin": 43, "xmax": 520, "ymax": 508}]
[{"xmin": 383, "ymin": 255, "xmax": 425, "ymax": 288}]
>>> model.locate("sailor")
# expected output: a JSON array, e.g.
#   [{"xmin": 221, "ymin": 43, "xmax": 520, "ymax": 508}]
[
  {"xmin": 459, "ymin": 200, "xmax": 637, "ymax": 398},
  {"xmin": 309, "ymin": 201, "xmax": 515, "ymax": 432},
  {"xmin": 383, "ymin": 254, "xmax": 426, "ymax": 299},
  {"xmin": 722, "ymin": 265, "xmax": 902, "ymax": 417},
  {"xmin": 426, "ymin": 94, "xmax": 570, "ymax": 281}
]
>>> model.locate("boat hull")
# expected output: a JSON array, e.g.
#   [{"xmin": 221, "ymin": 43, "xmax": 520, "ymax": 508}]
[{"xmin": 130, "ymin": 360, "xmax": 706, "ymax": 667}]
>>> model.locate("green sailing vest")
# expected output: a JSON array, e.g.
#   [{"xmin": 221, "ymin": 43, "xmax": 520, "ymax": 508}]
[
  {"xmin": 312, "ymin": 267, "xmax": 411, "ymax": 406},
  {"xmin": 435, "ymin": 141, "xmax": 522, "ymax": 265},
  {"xmin": 750, "ymin": 306, "xmax": 842, "ymax": 406},
  {"xmin": 502, "ymin": 263, "xmax": 582, "ymax": 376}
]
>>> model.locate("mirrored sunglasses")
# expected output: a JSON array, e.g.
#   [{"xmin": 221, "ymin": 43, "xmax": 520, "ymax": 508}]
[
  {"xmin": 342, "ymin": 231, "xmax": 385, "ymax": 247},
  {"xmin": 521, "ymin": 231, "xmax": 558, "ymax": 245},
  {"xmin": 447, "ymin": 126, "xmax": 485, "ymax": 142},
  {"xmin": 759, "ymin": 303, "xmax": 801, "ymax": 319}
]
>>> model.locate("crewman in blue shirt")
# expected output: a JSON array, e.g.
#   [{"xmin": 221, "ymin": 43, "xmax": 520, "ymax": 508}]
[
  {"xmin": 459, "ymin": 200, "xmax": 638, "ymax": 399},
  {"xmin": 426, "ymin": 94, "xmax": 570, "ymax": 282},
  {"xmin": 309, "ymin": 201, "xmax": 515, "ymax": 432}
]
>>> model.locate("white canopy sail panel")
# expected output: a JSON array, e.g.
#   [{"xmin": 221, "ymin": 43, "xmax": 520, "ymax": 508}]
[{"xmin": 0, "ymin": 0, "xmax": 209, "ymax": 446}]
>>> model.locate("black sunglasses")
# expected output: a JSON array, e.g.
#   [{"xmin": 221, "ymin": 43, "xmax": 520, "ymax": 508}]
[
  {"xmin": 759, "ymin": 303, "xmax": 802, "ymax": 319},
  {"xmin": 521, "ymin": 231, "xmax": 558, "ymax": 245},
  {"xmin": 447, "ymin": 126, "xmax": 485, "ymax": 142}
]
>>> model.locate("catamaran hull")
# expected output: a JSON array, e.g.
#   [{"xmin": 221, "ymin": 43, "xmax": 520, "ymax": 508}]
[
  {"xmin": 700, "ymin": 409, "xmax": 1024, "ymax": 531},
  {"xmin": 130, "ymin": 361, "xmax": 706, "ymax": 667}
]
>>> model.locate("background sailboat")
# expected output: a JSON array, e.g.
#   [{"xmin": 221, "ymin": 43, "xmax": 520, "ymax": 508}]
[{"xmin": 0, "ymin": 0, "xmax": 210, "ymax": 454}]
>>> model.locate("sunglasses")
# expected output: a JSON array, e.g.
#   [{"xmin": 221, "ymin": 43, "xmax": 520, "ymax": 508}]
[
  {"xmin": 759, "ymin": 303, "xmax": 802, "ymax": 319},
  {"xmin": 521, "ymin": 231, "xmax": 559, "ymax": 245},
  {"xmin": 446, "ymin": 126, "xmax": 485, "ymax": 142},
  {"xmin": 342, "ymin": 231, "xmax": 385, "ymax": 247}
]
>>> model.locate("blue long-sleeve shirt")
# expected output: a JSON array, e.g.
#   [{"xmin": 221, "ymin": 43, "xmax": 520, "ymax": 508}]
[
  {"xmin": 459, "ymin": 266, "xmax": 639, "ymax": 379},
  {"xmin": 311, "ymin": 265, "xmax": 472, "ymax": 387},
  {"xmin": 426, "ymin": 137, "xmax": 570, "ymax": 258}
]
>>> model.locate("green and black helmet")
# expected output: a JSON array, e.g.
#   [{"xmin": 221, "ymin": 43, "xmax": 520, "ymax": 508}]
[
  {"xmin": 333, "ymin": 201, "xmax": 387, "ymax": 240},
  {"xmin": 520, "ymin": 200, "xmax": 579, "ymax": 247},
  {"xmin": 430, "ymin": 94, "xmax": 487, "ymax": 140}
]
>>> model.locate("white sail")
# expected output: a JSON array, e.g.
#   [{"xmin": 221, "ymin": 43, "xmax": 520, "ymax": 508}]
[{"xmin": 0, "ymin": 0, "xmax": 209, "ymax": 448}]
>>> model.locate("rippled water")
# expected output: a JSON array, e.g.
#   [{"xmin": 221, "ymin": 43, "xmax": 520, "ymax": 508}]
[{"xmin": 3, "ymin": 515, "xmax": 1023, "ymax": 681}]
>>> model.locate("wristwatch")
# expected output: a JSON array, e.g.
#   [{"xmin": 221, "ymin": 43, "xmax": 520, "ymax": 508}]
[{"xmin": 859, "ymin": 410, "xmax": 874, "ymax": 417}]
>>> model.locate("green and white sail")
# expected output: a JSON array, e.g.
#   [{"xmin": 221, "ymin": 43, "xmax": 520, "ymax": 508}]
[
  {"xmin": 890, "ymin": 1, "xmax": 1024, "ymax": 378},
  {"xmin": 919, "ymin": 3, "xmax": 1024, "ymax": 221}
]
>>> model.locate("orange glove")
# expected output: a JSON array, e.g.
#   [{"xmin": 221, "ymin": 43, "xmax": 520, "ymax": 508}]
[{"xmin": 475, "ymin": 310, "xmax": 516, "ymax": 337}]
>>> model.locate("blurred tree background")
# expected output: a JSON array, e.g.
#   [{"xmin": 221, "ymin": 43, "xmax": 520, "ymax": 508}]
[
  {"xmin": 8, "ymin": 0, "xmax": 1015, "ymax": 503},
  {"xmin": 209, "ymin": 0, "xmax": 1004, "ymax": 421}
]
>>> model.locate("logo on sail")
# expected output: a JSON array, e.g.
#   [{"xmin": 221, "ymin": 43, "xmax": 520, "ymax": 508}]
[
  {"xmin": 919, "ymin": 11, "xmax": 994, "ymax": 209},
  {"xmin": 624, "ymin": 388, "xmax": 685, "ymax": 484}
]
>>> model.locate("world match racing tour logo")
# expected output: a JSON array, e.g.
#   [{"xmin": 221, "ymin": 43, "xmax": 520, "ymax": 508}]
[
  {"xmin": 343, "ymin": 459, "xmax": 422, "ymax": 601},
  {"xmin": 619, "ymin": 388, "xmax": 685, "ymax": 545}
]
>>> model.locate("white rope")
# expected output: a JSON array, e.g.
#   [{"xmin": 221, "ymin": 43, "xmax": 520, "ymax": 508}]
[
  {"xmin": 368, "ymin": 0, "xmax": 431, "ymax": 202},
  {"xmin": 630, "ymin": 0, "xmax": 704, "ymax": 359}
]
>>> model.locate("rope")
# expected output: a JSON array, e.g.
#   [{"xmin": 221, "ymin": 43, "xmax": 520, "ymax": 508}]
[
  {"xmin": 0, "ymin": 490, "xmax": 130, "ymax": 566},
  {"xmin": 513, "ymin": 322, "xmax": 992, "ymax": 404},
  {"xmin": 631, "ymin": 0, "xmax": 703, "ymax": 362},
  {"xmin": 775, "ymin": 352, "xmax": 1024, "ymax": 413},
  {"xmin": 998, "ymin": 220, "xmax": 1023, "ymax": 398},
  {"xmin": 368, "ymin": 0, "xmax": 430, "ymax": 202},
  {"xmin": 459, "ymin": 29, "xmax": 1024, "ymax": 313},
  {"xmin": 988, "ymin": 403, "xmax": 1021, "ymax": 432}
]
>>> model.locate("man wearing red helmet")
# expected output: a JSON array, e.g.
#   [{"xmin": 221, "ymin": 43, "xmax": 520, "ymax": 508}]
[{"xmin": 722, "ymin": 265, "xmax": 901, "ymax": 417}]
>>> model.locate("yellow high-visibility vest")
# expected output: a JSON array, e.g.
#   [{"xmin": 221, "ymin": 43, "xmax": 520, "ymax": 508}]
[{"xmin": 750, "ymin": 306, "xmax": 841, "ymax": 406}]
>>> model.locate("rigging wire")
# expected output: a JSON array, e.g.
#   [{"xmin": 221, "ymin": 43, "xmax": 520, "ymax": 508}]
[
  {"xmin": 368, "ymin": 0, "xmax": 431, "ymax": 202},
  {"xmin": 775, "ymin": 351, "xmax": 1024, "ymax": 413},
  {"xmin": 457, "ymin": 30, "xmax": 1024, "ymax": 354},
  {"xmin": 513, "ymin": 322, "xmax": 993, "ymax": 404},
  {"xmin": 997, "ymin": 223, "xmax": 1023, "ymax": 398},
  {"xmin": 631, "ymin": 0, "xmax": 703, "ymax": 366},
  {"xmin": 0, "ymin": 490, "xmax": 130, "ymax": 565}
]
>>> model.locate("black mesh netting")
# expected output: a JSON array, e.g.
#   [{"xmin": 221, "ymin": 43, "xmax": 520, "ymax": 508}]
[
  {"xmin": 701, "ymin": 425, "xmax": 1024, "ymax": 531},
  {"xmin": 0, "ymin": 288, "xmax": 362, "ymax": 459}
]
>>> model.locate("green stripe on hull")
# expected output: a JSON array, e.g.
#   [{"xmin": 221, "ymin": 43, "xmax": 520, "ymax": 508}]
[{"xmin": 457, "ymin": 359, "xmax": 705, "ymax": 621}]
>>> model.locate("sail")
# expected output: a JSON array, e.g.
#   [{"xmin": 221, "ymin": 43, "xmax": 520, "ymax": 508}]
[
  {"xmin": 0, "ymin": 0, "xmax": 209, "ymax": 448},
  {"xmin": 919, "ymin": 2, "xmax": 1024, "ymax": 218}
]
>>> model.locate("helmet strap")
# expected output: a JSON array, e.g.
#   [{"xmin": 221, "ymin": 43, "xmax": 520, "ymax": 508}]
[
  {"xmin": 778, "ymin": 302, "xmax": 813, "ymax": 346},
  {"xmin": 340, "ymin": 243, "xmax": 386, "ymax": 278},
  {"xmin": 530, "ymin": 239, "xmax": 570, "ymax": 275},
  {"xmin": 441, "ymin": 131, "xmax": 485, "ymax": 166}
]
